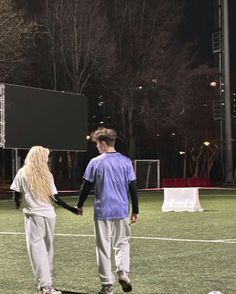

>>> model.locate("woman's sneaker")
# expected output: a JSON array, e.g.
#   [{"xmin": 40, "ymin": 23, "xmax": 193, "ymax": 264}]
[
  {"xmin": 118, "ymin": 271, "xmax": 132, "ymax": 292},
  {"xmin": 98, "ymin": 284, "xmax": 113, "ymax": 294},
  {"xmin": 40, "ymin": 286, "xmax": 62, "ymax": 294}
]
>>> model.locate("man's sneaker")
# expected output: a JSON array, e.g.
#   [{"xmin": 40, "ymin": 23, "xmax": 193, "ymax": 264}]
[
  {"xmin": 40, "ymin": 286, "xmax": 62, "ymax": 294},
  {"xmin": 98, "ymin": 284, "xmax": 113, "ymax": 294},
  {"xmin": 118, "ymin": 271, "xmax": 132, "ymax": 292}
]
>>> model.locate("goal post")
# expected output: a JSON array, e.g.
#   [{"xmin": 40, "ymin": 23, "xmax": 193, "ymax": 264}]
[{"xmin": 134, "ymin": 159, "xmax": 160, "ymax": 190}]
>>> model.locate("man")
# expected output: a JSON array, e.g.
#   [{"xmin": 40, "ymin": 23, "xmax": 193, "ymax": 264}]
[{"xmin": 76, "ymin": 128, "xmax": 139, "ymax": 294}]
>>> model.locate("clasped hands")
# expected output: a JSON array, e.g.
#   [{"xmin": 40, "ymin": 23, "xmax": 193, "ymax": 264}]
[
  {"xmin": 73, "ymin": 206, "xmax": 83, "ymax": 216},
  {"xmin": 72, "ymin": 207, "xmax": 139, "ymax": 224}
]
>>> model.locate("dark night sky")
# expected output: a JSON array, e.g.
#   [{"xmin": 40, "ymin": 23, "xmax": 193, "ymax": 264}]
[{"xmin": 180, "ymin": 0, "xmax": 236, "ymax": 75}]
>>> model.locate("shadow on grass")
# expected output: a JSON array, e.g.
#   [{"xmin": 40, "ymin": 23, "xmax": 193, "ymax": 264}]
[
  {"xmin": 203, "ymin": 209, "xmax": 219, "ymax": 212},
  {"xmin": 61, "ymin": 291, "xmax": 88, "ymax": 294}
]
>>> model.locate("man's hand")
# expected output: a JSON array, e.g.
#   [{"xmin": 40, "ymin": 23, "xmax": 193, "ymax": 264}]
[
  {"xmin": 75, "ymin": 206, "xmax": 83, "ymax": 216},
  {"xmin": 130, "ymin": 213, "xmax": 139, "ymax": 224},
  {"xmin": 69, "ymin": 206, "xmax": 80, "ymax": 215}
]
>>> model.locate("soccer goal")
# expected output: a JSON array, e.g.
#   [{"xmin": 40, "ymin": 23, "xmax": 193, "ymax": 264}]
[{"xmin": 134, "ymin": 159, "xmax": 160, "ymax": 190}]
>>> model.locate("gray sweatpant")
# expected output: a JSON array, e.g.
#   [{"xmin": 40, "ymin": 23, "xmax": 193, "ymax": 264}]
[
  {"xmin": 24, "ymin": 214, "xmax": 56, "ymax": 288},
  {"xmin": 94, "ymin": 217, "xmax": 131, "ymax": 285}
]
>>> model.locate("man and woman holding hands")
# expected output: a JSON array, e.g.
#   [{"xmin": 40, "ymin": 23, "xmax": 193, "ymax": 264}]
[{"xmin": 11, "ymin": 128, "xmax": 139, "ymax": 294}]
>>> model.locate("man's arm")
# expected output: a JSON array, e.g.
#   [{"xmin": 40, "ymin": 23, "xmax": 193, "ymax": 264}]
[
  {"xmin": 76, "ymin": 180, "xmax": 93, "ymax": 215},
  {"xmin": 52, "ymin": 194, "xmax": 78, "ymax": 214},
  {"xmin": 129, "ymin": 180, "xmax": 139, "ymax": 223}
]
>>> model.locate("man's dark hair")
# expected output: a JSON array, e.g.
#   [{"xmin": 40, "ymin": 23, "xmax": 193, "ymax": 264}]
[{"xmin": 91, "ymin": 128, "xmax": 117, "ymax": 146}]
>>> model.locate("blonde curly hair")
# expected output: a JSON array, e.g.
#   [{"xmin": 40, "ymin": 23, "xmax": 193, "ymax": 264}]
[{"xmin": 23, "ymin": 146, "xmax": 54, "ymax": 202}]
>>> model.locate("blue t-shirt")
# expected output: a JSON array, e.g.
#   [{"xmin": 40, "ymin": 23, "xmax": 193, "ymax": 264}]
[{"xmin": 83, "ymin": 152, "xmax": 136, "ymax": 220}]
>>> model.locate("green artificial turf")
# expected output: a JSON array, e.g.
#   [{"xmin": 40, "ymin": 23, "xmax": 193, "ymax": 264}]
[{"xmin": 0, "ymin": 189, "xmax": 236, "ymax": 293}]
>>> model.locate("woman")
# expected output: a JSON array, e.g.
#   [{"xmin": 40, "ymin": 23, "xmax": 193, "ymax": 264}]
[{"xmin": 10, "ymin": 146, "xmax": 78, "ymax": 294}]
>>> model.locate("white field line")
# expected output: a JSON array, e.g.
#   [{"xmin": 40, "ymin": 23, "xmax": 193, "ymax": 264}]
[
  {"xmin": 0, "ymin": 231, "xmax": 236, "ymax": 244},
  {"xmin": 1, "ymin": 193, "xmax": 236, "ymax": 203}
]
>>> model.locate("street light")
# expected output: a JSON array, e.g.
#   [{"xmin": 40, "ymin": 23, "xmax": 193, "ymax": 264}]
[
  {"xmin": 210, "ymin": 81, "xmax": 217, "ymax": 87},
  {"xmin": 203, "ymin": 141, "xmax": 210, "ymax": 146}
]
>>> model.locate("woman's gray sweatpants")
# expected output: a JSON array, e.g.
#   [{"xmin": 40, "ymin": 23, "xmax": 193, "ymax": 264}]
[{"xmin": 24, "ymin": 214, "xmax": 56, "ymax": 288}]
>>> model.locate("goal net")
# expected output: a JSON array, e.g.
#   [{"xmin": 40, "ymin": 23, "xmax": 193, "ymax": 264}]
[{"xmin": 134, "ymin": 159, "xmax": 160, "ymax": 190}]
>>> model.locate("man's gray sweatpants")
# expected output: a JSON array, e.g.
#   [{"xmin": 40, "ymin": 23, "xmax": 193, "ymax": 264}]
[{"xmin": 94, "ymin": 217, "xmax": 131, "ymax": 285}]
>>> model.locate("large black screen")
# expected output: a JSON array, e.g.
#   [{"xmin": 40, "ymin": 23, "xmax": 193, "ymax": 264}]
[{"xmin": 3, "ymin": 84, "xmax": 88, "ymax": 151}]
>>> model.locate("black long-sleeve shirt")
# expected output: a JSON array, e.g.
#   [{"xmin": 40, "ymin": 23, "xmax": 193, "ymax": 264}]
[
  {"xmin": 52, "ymin": 194, "xmax": 78, "ymax": 214},
  {"xmin": 14, "ymin": 192, "xmax": 78, "ymax": 214},
  {"xmin": 77, "ymin": 179, "xmax": 139, "ymax": 214}
]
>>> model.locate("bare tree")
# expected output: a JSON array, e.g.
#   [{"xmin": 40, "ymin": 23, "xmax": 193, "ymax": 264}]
[
  {"xmin": 0, "ymin": 0, "xmax": 36, "ymax": 81},
  {"xmin": 39, "ymin": 0, "xmax": 115, "ymax": 185},
  {"xmin": 175, "ymin": 70, "xmax": 220, "ymax": 179},
  {"xmin": 103, "ymin": 0, "xmax": 194, "ymax": 157},
  {"xmin": 43, "ymin": 0, "xmax": 114, "ymax": 93}
]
